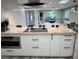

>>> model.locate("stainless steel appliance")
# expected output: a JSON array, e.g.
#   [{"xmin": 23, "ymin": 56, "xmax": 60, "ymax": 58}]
[
  {"xmin": 24, "ymin": 24, "xmax": 47, "ymax": 32},
  {"xmin": 1, "ymin": 37, "xmax": 21, "ymax": 49},
  {"xmin": 25, "ymin": 10, "xmax": 35, "ymax": 26},
  {"xmin": 22, "ymin": 0, "xmax": 45, "ymax": 6},
  {"xmin": 67, "ymin": 22, "xmax": 78, "ymax": 32},
  {"xmin": 24, "ymin": 28, "xmax": 48, "ymax": 32}
]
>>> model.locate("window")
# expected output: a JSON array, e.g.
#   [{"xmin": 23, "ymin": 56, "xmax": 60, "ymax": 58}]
[
  {"xmin": 64, "ymin": 10, "xmax": 70, "ymax": 19},
  {"xmin": 43, "ymin": 10, "xmax": 57, "ymax": 22}
]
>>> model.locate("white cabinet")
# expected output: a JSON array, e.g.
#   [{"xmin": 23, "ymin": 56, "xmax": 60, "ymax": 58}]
[
  {"xmin": 1, "ymin": 34, "xmax": 75, "ymax": 57},
  {"xmin": 50, "ymin": 34, "xmax": 61, "ymax": 56},
  {"xmin": 50, "ymin": 34, "xmax": 75, "ymax": 57},
  {"xmin": 60, "ymin": 34, "xmax": 75, "ymax": 56},
  {"xmin": 21, "ymin": 35, "xmax": 51, "ymax": 56}
]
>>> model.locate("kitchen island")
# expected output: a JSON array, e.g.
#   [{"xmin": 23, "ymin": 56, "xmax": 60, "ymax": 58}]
[{"xmin": 1, "ymin": 27, "xmax": 77, "ymax": 59}]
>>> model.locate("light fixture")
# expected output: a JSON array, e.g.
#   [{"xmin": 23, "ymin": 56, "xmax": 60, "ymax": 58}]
[{"xmin": 59, "ymin": 0, "xmax": 69, "ymax": 4}]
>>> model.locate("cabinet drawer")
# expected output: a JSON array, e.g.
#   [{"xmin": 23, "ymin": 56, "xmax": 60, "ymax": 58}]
[
  {"xmin": 63, "ymin": 39, "xmax": 74, "ymax": 47},
  {"xmin": 1, "ymin": 49, "xmax": 23, "ymax": 56},
  {"xmin": 64, "ymin": 34, "xmax": 74, "ymax": 39},
  {"xmin": 62, "ymin": 35, "xmax": 75, "ymax": 47},
  {"xmin": 22, "ymin": 44, "xmax": 49, "ymax": 56},
  {"xmin": 64, "ymin": 39, "xmax": 71, "ymax": 41},
  {"xmin": 60, "ymin": 46, "xmax": 73, "ymax": 56},
  {"xmin": 21, "ymin": 35, "xmax": 51, "ymax": 45}
]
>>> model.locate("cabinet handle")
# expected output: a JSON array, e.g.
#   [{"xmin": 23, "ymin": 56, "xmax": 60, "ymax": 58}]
[
  {"xmin": 7, "ymin": 50, "xmax": 13, "ymax": 52},
  {"xmin": 32, "ymin": 46, "xmax": 39, "ymax": 48},
  {"xmin": 64, "ymin": 47, "xmax": 71, "ymax": 49},
  {"xmin": 51, "ymin": 35, "xmax": 53, "ymax": 40},
  {"xmin": 64, "ymin": 39, "xmax": 71, "ymax": 41},
  {"xmin": 65, "ymin": 35, "xmax": 72, "ymax": 36},
  {"xmin": 32, "ymin": 39, "xmax": 38, "ymax": 41}
]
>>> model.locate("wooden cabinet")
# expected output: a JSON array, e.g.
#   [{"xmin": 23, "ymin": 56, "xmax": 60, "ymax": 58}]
[{"xmin": 21, "ymin": 35, "xmax": 51, "ymax": 56}]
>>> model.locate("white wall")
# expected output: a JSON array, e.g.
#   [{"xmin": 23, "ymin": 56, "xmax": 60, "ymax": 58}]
[{"xmin": 1, "ymin": 0, "xmax": 26, "ymax": 27}]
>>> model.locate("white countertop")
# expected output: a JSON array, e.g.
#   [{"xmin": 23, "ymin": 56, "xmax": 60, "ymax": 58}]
[{"xmin": 1, "ymin": 26, "xmax": 77, "ymax": 36}]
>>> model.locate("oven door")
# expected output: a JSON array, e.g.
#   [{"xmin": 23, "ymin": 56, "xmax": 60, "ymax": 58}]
[{"xmin": 1, "ymin": 37, "xmax": 21, "ymax": 49}]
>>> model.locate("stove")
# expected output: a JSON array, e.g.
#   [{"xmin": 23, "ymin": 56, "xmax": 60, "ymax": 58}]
[{"xmin": 24, "ymin": 28, "xmax": 48, "ymax": 32}]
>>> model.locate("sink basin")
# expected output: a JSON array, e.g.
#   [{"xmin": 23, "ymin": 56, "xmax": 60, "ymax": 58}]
[{"xmin": 24, "ymin": 28, "xmax": 48, "ymax": 32}]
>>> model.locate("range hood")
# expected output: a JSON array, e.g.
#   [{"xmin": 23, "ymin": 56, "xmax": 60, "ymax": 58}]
[{"xmin": 22, "ymin": 0, "xmax": 45, "ymax": 6}]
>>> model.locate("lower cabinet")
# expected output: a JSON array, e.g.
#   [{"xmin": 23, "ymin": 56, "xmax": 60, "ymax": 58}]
[
  {"xmin": 1, "ymin": 34, "xmax": 75, "ymax": 57},
  {"xmin": 21, "ymin": 35, "xmax": 51, "ymax": 56},
  {"xmin": 60, "ymin": 34, "xmax": 75, "ymax": 56},
  {"xmin": 50, "ymin": 34, "xmax": 75, "ymax": 57}
]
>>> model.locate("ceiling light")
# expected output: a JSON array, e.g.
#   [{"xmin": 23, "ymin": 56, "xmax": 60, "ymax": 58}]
[
  {"xmin": 59, "ymin": 0, "xmax": 69, "ymax": 4},
  {"xmin": 48, "ymin": 2, "xmax": 52, "ymax": 5},
  {"xmin": 43, "ymin": 5, "xmax": 48, "ymax": 7}
]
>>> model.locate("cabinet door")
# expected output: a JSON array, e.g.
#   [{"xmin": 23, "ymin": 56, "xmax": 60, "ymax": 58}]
[
  {"xmin": 50, "ymin": 34, "xmax": 61, "ymax": 56},
  {"xmin": 60, "ymin": 34, "xmax": 75, "ymax": 56},
  {"xmin": 21, "ymin": 35, "xmax": 51, "ymax": 56}
]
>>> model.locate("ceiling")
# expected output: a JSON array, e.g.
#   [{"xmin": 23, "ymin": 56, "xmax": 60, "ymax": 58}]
[
  {"xmin": 18, "ymin": 0, "xmax": 78, "ymax": 9},
  {"xmin": 40, "ymin": 0, "xmax": 78, "ymax": 9}
]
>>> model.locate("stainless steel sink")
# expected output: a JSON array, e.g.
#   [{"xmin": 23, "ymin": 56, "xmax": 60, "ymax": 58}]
[{"xmin": 24, "ymin": 28, "xmax": 48, "ymax": 32}]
